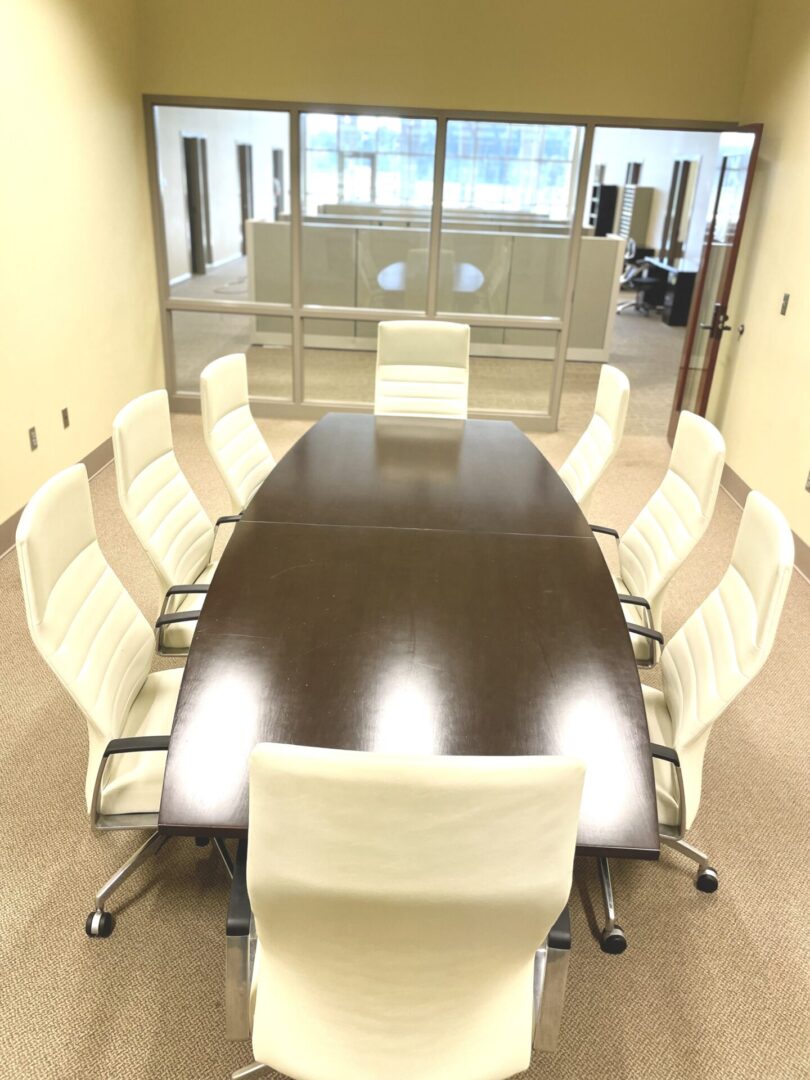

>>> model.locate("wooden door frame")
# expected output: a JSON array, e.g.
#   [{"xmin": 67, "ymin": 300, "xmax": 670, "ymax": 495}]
[{"xmin": 667, "ymin": 123, "xmax": 763, "ymax": 442}]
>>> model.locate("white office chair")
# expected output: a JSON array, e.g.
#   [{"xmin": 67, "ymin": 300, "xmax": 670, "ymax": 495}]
[
  {"xmin": 558, "ymin": 364, "xmax": 630, "ymax": 517},
  {"xmin": 374, "ymin": 320, "xmax": 470, "ymax": 420},
  {"xmin": 595, "ymin": 411, "xmax": 726, "ymax": 665},
  {"xmin": 597, "ymin": 491, "xmax": 793, "ymax": 953},
  {"xmin": 228, "ymin": 744, "xmax": 585, "ymax": 1080},
  {"xmin": 200, "ymin": 353, "xmax": 275, "ymax": 513},
  {"xmin": 113, "ymin": 389, "xmax": 235, "ymax": 655},
  {"xmin": 15, "ymin": 464, "xmax": 213, "ymax": 937}
]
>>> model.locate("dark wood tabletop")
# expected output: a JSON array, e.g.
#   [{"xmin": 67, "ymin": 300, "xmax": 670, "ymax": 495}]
[
  {"xmin": 159, "ymin": 414, "xmax": 659, "ymax": 859},
  {"xmin": 242, "ymin": 413, "xmax": 595, "ymax": 538}
]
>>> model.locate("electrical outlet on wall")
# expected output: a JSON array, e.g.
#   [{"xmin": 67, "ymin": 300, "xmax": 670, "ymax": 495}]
[{"xmin": 29, "ymin": 427, "xmax": 38, "ymax": 451}]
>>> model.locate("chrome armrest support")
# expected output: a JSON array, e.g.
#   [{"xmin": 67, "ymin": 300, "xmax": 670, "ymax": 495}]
[
  {"xmin": 533, "ymin": 905, "xmax": 571, "ymax": 1054},
  {"xmin": 154, "ymin": 609, "xmax": 202, "ymax": 656},
  {"xmin": 226, "ymin": 840, "xmax": 254, "ymax": 1042},
  {"xmin": 650, "ymin": 743, "xmax": 687, "ymax": 839},
  {"xmin": 90, "ymin": 735, "xmax": 171, "ymax": 830},
  {"xmin": 627, "ymin": 621, "xmax": 664, "ymax": 668},
  {"xmin": 211, "ymin": 514, "xmax": 242, "ymax": 559}
]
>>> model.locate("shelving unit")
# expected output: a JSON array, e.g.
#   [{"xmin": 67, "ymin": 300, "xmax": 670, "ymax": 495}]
[
  {"xmin": 587, "ymin": 183, "xmax": 618, "ymax": 236},
  {"xmin": 617, "ymin": 185, "xmax": 654, "ymax": 246}
]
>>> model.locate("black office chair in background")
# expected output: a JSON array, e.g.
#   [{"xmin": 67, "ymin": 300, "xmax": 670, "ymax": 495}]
[{"xmin": 617, "ymin": 238, "xmax": 659, "ymax": 315}]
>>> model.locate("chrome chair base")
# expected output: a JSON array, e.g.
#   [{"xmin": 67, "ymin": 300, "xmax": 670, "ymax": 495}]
[
  {"xmin": 595, "ymin": 834, "xmax": 720, "ymax": 953},
  {"xmin": 86, "ymin": 832, "xmax": 236, "ymax": 938},
  {"xmin": 232, "ymin": 1063, "xmax": 268, "ymax": 1079},
  {"xmin": 597, "ymin": 857, "xmax": 627, "ymax": 954},
  {"xmin": 660, "ymin": 830, "xmax": 719, "ymax": 893},
  {"xmin": 86, "ymin": 830, "xmax": 168, "ymax": 938}
]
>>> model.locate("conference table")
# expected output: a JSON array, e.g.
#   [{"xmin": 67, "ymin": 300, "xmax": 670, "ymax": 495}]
[{"xmin": 159, "ymin": 412, "xmax": 659, "ymax": 862}]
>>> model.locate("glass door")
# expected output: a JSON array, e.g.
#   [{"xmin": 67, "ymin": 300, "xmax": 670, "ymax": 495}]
[
  {"xmin": 667, "ymin": 125, "xmax": 761, "ymax": 439},
  {"xmin": 436, "ymin": 120, "xmax": 588, "ymax": 419}
]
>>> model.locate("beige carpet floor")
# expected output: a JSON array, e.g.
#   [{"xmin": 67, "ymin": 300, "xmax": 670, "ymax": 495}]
[{"xmin": 1, "ymin": 409, "xmax": 808, "ymax": 1080}]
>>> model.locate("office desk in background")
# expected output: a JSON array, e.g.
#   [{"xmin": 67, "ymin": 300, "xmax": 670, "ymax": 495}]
[{"xmin": 643, "ymin": 257, "xmax": 698, "ymax": 326}]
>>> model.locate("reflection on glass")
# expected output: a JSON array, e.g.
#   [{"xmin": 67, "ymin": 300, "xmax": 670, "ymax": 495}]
[
  {"xmin": 713, "ymin": 131, "xmax": 756, "ymax": 242},
  {"xmin": 154, "ymin": 105, "xmax": 291, "ymax": 301},
  {"xmin": 303, "ymin": 318, "xmax": 378, "ymax": 405},
  {"xmin": 171, "ymin": 311, "xmax": 292, "ymax": 400},
  {"xmin": 439, "ymin": 121, "xmax": 583, "ymax": 320},
  {"xmin": 468, "ymin": 326, "xmax": 557, "ymax": 414},
  {"xmin": 300, "ymin": 113, "xmax": 438, "ymax": 311},
  {"xmin": 677, "ymin": 131, "xmax": 754, "ymax": 416}
]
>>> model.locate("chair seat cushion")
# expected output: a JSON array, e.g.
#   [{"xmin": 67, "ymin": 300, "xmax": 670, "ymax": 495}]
[
  {"xmin": 642, "ymin": 684, "xmax": 681, "ymax": 828},
  {"xmin": 99, "ymin": 667, "xmax": 183, "ymax": 816},
  {"xmin": 161, "ymin": 561, "xmax": 218, "ymax": 652},
  {"xmin": 612, "ymin": 574, "xmax": 656, "ymax": 662}
]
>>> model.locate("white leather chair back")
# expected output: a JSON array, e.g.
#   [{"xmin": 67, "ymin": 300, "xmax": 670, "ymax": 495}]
[
  {"xmin": 660, "ymin": 491, "xmax": 793, "ymax": 829},
  {"xmin": 16, "ymin": 465, "xmax": 154, "ymax": 810},
  {"xmin": 246, "ymin": 743, "xmax": 584, "ymax": 1080},
  {"xmin": 199, "ymin": 353, "xmax": 275, "ymax": 512},
  {"xmin": 618, "ymin": 411, "xmax": 725, "ymax": 629},
  {"xmin": 374, "ymin": 320, "xmax": 470, "ymax": 420},
  {"xmin": 558, "ymin": 364, "xmax": 629, "ymax": 516},
  {"xmin": 113, "ymin": 389, "xmax": 214, "ymax": 591}
]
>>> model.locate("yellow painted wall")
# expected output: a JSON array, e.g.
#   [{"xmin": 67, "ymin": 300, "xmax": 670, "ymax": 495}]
[
  {"xmin": 708, "ymin": 0, "xmax": 810, "ymax": 546},
  {"xmin": 137, "ymin": 0, "xmax": 753, "ymax": 122},
  {"xmin": 14, "ymin": 0, "xmax": 808, "ymax": 548},
  {"xmin": 0, "ymin": 0, "xmax": 162, "ymax": 525}
]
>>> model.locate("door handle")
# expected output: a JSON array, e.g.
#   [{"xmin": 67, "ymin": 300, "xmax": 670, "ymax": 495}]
[
  {"xmin": 699, "ymin": 321, "xmax": 733, "ymax": 332},
  {"xmin": 700, "ymin": 303, "xmax": 732, "ymax": 338}
]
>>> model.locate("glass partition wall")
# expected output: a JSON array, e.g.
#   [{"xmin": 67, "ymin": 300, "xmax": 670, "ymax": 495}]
[{"xmin": 148, "ymin": 101, "xmax": 592, "ymax": 426}]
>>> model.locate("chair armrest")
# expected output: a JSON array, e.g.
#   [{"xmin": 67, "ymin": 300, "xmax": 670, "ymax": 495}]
[
  {"xmin": 649, "ymin": 743, "xmax": 686, "ymax": 838},
  {"xmin": 616, "ymin": 593, "xmax": 651, "ymax": 611},
  {"xmin": 627, "ymin": 623, "xmax": 664, "ymax": 645},
  {"xmin": 90, "ymin": 735, "xmax": 171, "ymax": 827},
  {"xmin": 650, "ymin": 742, "xmax": 680, "ymax": 767},
  {"xmin": 590, "ymin": 524, "xmax": 620, "ymax": 540},
  {"xmin": 155, "ymin": 610, "xmax": 202, "ymax": 656},
  {"xmin": 159, "ymin": 584, "xmax": 210, "ymax": 622},
  {"xmin": 155, "ymin": 611, "xmax": 202, "ymax": 628},
  {"xmin": 227, "ymin": 840, "xmax": 251, "ymax": 937},
  {"xmin": 211, "ymin": 514, "xmax": 242, "ymax": 561},
  {"xmin": 548, "ymin": 905, "xmax": 571, "ymax": 951},
  {"xmin": 103, "ymin": 735, "xmax": 171, "ymax": 758},
  {"xmin": 165, "ymin": 583, "xmax": 210, "ymax": 598}
]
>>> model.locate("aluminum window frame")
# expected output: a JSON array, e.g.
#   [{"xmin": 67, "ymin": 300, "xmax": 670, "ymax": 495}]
[{"xmin": 144, "ymin": 96, "xmax": 733, "ymax": 429}]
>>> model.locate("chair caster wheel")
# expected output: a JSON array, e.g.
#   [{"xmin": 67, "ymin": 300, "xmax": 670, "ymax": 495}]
[
  {"xmin": 600, "ymin": 925, "xmax": 627, "ymax": 954},
  {"xmin": 696, "ymin": 867, "xmax": 719, "ymax": 893},
  {"xmin": 195, "ymin": 836, "xmax": 210, "ymax": 847},
  {"xmin": 85, "ymin": 910, "xmax": 114, "ymax": 938}
]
